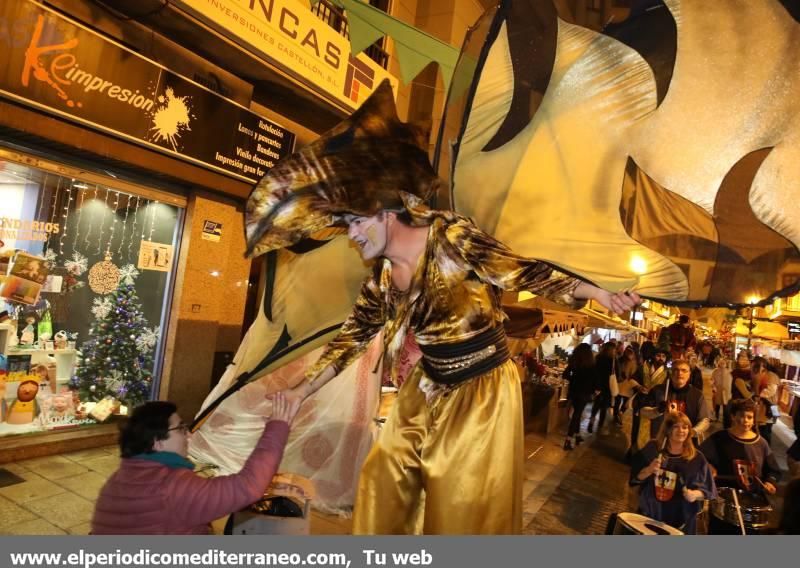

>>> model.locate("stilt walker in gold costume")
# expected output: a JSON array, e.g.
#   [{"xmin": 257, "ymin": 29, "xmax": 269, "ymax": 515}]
[{"xmin": 244, "ymin": 81, "xmax": 640, "ymax": 534}]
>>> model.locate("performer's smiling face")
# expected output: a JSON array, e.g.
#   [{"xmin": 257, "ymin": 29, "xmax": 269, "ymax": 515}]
[
  {"xmin": 669, "ymin": 421, "xmax": 690, "ymax": 446},
  {"xmin": 345, "ymin": 213, "xmax": 388, "ymax": 260}
]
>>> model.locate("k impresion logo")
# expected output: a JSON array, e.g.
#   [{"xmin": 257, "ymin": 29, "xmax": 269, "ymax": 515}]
[
  {"xmin": 22, "ymin": 15, "xmax": 154, "ymax": 111},
  {"xmin": 0, "ymin": 0, "xmax": 294, "ymax": 183},
  {"xmin": 19, "ymin": 14, "xmax": 195, "ymax": 151}
]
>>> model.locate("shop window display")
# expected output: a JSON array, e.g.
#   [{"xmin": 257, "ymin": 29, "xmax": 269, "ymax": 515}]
[{"xmin": 0, "ymin": 158, "xmax": 182, "ymax": 437}]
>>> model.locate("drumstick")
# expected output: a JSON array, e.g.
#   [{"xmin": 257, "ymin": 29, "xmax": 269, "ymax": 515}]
[
  {"xmin": 658, "ymin": 436, "xmax": 668, "ymax": 464},
  {"xmin": 730, "ymin": 487, "xmax": 747, "ymax": 535},
  {"xmin": 753, "ymin": 475, "xmax": 771, "ymax": 494},
  {"xmin": 654, "ymin": 377, "xmax": 672, "ymax": 422}
]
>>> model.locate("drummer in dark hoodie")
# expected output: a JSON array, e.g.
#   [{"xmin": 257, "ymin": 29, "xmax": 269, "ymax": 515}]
[{"xmin": 699, "ymin": 398, "xmax": 780, "ymax": 534}]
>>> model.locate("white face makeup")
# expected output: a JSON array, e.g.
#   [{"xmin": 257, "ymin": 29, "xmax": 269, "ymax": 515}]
[{"xmin": 346, "ymin": 213, "xmax": 388, "ymax": 260}]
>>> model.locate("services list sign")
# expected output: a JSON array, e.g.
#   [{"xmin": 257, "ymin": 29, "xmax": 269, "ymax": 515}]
[{"xmin": 0, "ymin": 0, "xmax": 295, "ymax": 183}]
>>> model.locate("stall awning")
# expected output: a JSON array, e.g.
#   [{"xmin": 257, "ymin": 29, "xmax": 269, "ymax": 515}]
[
  {"xmin": 504, "ymin": 295, "xmax": 588, "ymax": 339},
  {"xmin": 581, "ymin": 307, "xmax": 627, "ymax": 331},
  {"xmin": 578, "ymin": 307, "xmax": 648, "ymax": 334},
  {"xmin": 735, "ymin": 318, "xmax": 789, "ymax": 340}
]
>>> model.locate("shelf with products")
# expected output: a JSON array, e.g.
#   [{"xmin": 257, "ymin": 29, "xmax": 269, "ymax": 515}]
[{"xmin": 5, "ymin": 347, "xmax": 78, "ymax": 382}]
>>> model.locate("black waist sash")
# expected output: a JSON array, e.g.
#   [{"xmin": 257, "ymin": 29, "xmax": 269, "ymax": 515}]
[{"xmin": 419, "ymin": 326, "xmax": 510, "ymax": 385}]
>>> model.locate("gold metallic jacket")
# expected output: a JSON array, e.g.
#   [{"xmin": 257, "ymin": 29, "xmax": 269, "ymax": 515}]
[{"xmin": 307, "ymin": 211, "xmax": 584, "ymax": 384}]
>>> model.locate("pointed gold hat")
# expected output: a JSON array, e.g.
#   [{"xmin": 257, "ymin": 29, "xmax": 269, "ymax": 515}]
[{"xmin": 245, "ymin": 80, "xmax": 441, "ymax": 257}]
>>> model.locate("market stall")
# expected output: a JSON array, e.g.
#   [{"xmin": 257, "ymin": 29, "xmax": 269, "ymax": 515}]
[
  {"xmin": 776, "ymin": 341, "xmax": 800, "ymax": 422},
  {"xmin": 503, "ymin": 295, "xmax": 588, "ymax": 435},
  {"xmin": 733, "ymin": 318, "xmax": 789, "ymax": 357}
]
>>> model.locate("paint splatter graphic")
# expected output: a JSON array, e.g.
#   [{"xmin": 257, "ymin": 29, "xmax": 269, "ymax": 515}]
[{"xmin": 149, "ymin": 88, "xmax": 193, "ymax": 150}]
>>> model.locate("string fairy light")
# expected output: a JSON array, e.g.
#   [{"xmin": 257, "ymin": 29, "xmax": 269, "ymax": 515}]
[
  {"xmin": 117, "ymin": 193, "xmax": 132, "ymax": 256},
  {"xmin": 127, "ymin": 195, "xmax": 141, "ymax": 262},
  {"xmin": 148, "ymin": 200, "xmax": 158, "ymax": 241},
  {"xmin": 58, "ymin": 179, "xmax": 75, "ymax": 256},
  {"xmin": 96, "ymin": 188, "xmax": 111, "ymax": 254},
  {"xmin": 35, "ymin": 172, "xmax": 49, "ymax": 221},
  {"xmin": 84, "ymin": 184, "xmax": 99, "ymax": 249},
  {"xmin": 104, "ymin": 191, "xmax": 121, "ymax": 254},
  {"xmin": 43, "ymin": 177, "xmax": 62, "ymax": 255},
  {"xmin": 73, "ymin": 184, "xmax": 87, "ymax": 251}
]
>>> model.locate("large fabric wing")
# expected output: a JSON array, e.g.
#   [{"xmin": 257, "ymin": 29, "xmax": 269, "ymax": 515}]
[{"xmin": 437, "ymin": 0, "xmax": 800, "ymax": 307}]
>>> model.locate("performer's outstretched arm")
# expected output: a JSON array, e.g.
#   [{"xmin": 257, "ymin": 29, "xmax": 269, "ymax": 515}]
[
  {"xmin": 444, "ymin": 218, "xmax": 640, "ymax": 314},
  {"xmin": 574, "ymin": 282, "xmax": 640, "ymax": 315},
  {"xmin": 285, "ymin": 272, "xmax": 385, "ymax": 402},
  {"xmin": 286, "ymin": 364, "xmax": 338, "ymax": 404}
]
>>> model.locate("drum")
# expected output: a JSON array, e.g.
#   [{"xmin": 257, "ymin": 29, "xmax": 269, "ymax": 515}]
[
  {"xmin": 613, "ymin": 512, "xmax": 684, "ymax": 535},
  {"xmin": 711, "ymin": 487, "xmax": 773, "ymax": 530}
]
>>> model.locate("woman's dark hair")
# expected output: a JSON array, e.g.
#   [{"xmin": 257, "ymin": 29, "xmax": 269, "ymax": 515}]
[
  {"xmin": 119, "ymin": 401, "xmax": 177, "ymax": 458},
  {"xmin": 640, "ymin": 341, "xmax": 655, "ymax": 364},
  {"xmin": 750, "ymin": 356, "xmax": 772, "ymax": 375},
  {"xmin": 570, "ymin": 343, "xmax": 595, "ymax": 370},
  {"xmin": 599, "ymin": 341, "xmax": 617, "ymax": 359}
]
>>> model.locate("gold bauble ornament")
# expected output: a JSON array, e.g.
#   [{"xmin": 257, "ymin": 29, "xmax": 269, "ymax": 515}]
[{"xmin": 88, "ymin": 254, "xmax": 121, "ymax": 294}]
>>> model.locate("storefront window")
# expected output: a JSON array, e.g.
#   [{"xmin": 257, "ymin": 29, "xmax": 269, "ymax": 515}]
[{"xmin": 0, "ymin": 157, "xmax": 182, "ymax": 437}]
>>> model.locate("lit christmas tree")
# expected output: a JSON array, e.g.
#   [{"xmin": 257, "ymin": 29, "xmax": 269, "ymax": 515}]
[{"xmin": 71, "ymin": 268, "xmax": 159, "ymax": 409}]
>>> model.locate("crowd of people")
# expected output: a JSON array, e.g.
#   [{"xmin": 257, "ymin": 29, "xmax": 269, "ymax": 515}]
[
  {"xmin": 86, "ymin": 316, "xmax": 799, "ymax": 536},
  {"xmin": 562, "ymin": 329, "xmax": 798, "ymax": 535}
]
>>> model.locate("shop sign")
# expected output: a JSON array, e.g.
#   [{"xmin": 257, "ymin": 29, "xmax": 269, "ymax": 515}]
[
  {"xmin": 201, "ymin": 220, "xmax": 222, "ymax": 242},
  {"xmin": 0, "ymin": 0, "xmax": 295, "ymax": 183},
  {"xmin": 788, "ymin": 321, "xmax": 800, "ymax": 335},
  {"xmin": 173, "ymin": 0, "xmax": 397, "ymax": 110}
]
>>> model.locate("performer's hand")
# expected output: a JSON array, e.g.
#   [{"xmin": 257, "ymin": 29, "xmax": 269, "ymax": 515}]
[
  {"xmin": 597, "ymin": 289, "xmax": 642, "ymax": 315},
  {"xmin": 576, "ymin": 283, "xmax": 642, "ymax": 315},
  {"xmin": 763, "ymin": 481, "xmax": 777, "ymax": 494},
  {"xmin": 277, "ymin": 383, "xmax": 311, "ymax": 413},
  {"xmin": 647, "ymin": 457, "xmax": 661, "ymax": 475},
  {"xmin": 682, "ymin": 488, "xmax": 704, "ymax": 503},
  {"xmin": 267, "ymin": 392, "xmax": 302, "ymax": 426}
]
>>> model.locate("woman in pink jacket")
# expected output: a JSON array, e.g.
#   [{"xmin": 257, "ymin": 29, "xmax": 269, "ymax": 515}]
[{"xmin": 91, "ymin": 393, "xmax": 299, "ymax": 534}]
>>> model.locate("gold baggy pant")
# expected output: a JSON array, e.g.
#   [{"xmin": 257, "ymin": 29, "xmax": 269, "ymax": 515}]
[{"xmin": 352, "ymin": 359, "xmax": 524, "ymax": 534}]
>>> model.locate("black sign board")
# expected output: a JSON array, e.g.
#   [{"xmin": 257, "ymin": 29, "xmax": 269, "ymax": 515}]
[
  {"xmin": 788, "ymin": 322, "xmax": 800, "ymax": 335},
  {"xmin": 0, "ymin": 0, "xmax": 294, "ymax": 183}
]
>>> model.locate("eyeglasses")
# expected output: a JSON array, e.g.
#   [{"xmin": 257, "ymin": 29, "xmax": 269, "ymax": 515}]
[{"xmin": 167, "ymin": 422, "xmax": 189, "ymax": 434}]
